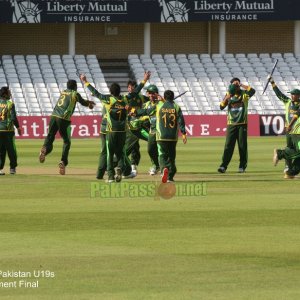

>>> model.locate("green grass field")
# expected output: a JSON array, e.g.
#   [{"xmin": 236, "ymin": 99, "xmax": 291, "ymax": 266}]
[{"xmin": 1, "ymin": 137, "xmax": 300, "ymax": 300}]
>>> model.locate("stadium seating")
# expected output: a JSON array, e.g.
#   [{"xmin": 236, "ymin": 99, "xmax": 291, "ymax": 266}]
[
  {"xmin": 0, "ymin": 54, "xmax": 106, "ymax": 116},
  {"xmin": 129, "ymin": 53, "xmax": 300, "ymax": 115},
  {"xmin": 1, "ymin": 53, "xmax": 299, "ymax": 116}
]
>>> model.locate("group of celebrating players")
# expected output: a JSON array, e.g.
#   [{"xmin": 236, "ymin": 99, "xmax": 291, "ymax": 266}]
[{"xmin": 1, "ymin": 70, "xmax": 300, "ymax": 181}]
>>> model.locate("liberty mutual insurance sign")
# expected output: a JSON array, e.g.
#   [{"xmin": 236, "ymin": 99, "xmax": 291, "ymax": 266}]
[
  {"xmin": 193, "ymin": 0, "xmax": 275, "ymax": 21},
  {"xmin": 0, "ymin": 0, "xmax": 297, "ymax": 23},
  {"xmin": 46, "ymin": 1, "xmax": 128, "ymax": 22}
]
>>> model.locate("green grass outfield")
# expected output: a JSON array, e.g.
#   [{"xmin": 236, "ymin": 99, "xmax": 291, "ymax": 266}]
[{"xmin": 1, "ymin": 136, "xmax": 300, "ymax": 300}]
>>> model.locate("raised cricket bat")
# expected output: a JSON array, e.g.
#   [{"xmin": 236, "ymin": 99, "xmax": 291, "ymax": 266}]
[
  {"xmin": 262, "ymin": 59, "xmax": 278, "ymax": 94},
  {"xmin": 174, "ymin": 91, "xmax": 187, "ymax": 100}
]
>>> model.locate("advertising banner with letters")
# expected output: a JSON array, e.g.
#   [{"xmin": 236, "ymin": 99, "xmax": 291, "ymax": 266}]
[
  {"xmin": 0, "ymin": 0, "xmax": 298, "ymax": 24},
  {"xmin": 259, "ymin": 114, "xmax": 286, "ymax": 136},
  {"xmin": 15, "ymin": 115, "xmax": 263, "ymax": 139}
]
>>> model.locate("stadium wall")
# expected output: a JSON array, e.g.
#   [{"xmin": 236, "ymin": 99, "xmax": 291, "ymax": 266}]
[
  {"xmin": 14, "ymin": 115, "xmax": 285, "ymax": 139},
  {"xmin": 0, "ymin": 21, "xmax": 294, "ymax": 58}
]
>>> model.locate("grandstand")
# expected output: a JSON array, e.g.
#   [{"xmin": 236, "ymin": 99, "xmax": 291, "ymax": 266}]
[
  {"xmin": 129, "ymin": 52, "xmax": 300, "ymax": 115},
  {"xmin": 1, "ymin": 52, "xmax": 298, "ymax": 116},
  {"xmin": 0, "ymin": 54, "xmax": 107, "ymax": 116}
]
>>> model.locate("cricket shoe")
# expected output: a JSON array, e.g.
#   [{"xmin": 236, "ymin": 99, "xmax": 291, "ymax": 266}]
[
  {"xmin": 238, "ymin": 168, "xmax": 245, "ymax": 173},
  {"xmin": 10, "ymin": 168, "xmax": 16, "ymax": 175},
  {"xmin": 131, "ymin": 164, "xmax": 137, "ymax": 175},
  {"xmin": 284, "ymin": 171, "xmax": 295, "ymax": 179},
  {"xmin": 58, "ymin": 161, "xmax": 66, "ymax": 175},
  {"xmin": 161, "ymin": 168, "xmax": 168, "ymax": 183},
  {"xmin": 0, "ymin": 169, "xmax": 5, "ymax": 175},
  {"xmin": 273, "ymin": 149, "xmax": 279, "ymax": 166},
  {"xmin": 149, "ymin": 166, "xmax": 160, "ymax": 176},
  {"xmin": 39, "ymin": 146, "xmax": 46, "ymax": 163},
  {"xmin": 167, "ymin": 179, "xmax": 175, "ymax": 183},
  {"xmin": 217, "ymin": 166, "xmax": 226, "ymax": 173},
  {"xmin": 283, "ymin": 166, "xmax": 289, "ymax": 173},
  {"xmin": 122, "ymin": 171, "xmax": 137, "ymax": 179},
  {"xmin": 106, "ymin": 179, "xmax": 115, "ymax": 183},
  {"xmin": 115, "ymin": 167, "xmax": 122, "ymax": 182}
]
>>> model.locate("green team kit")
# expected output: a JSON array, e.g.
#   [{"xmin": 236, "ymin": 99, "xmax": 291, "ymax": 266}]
[
  {"xmin": 0, "ymin": 97, "xmax": 20, "ymax": 173},
  {"xmin": 273, "ymin": 86, "xmax": 300, "ymax": 177},
  {"xmin": 40, "ymin": 85, "xmax": 93, "ymax": 174},
  {"xmin": 137, "ymin": 95, "xmax": 160, "ymax": 173},
  {"xmin": 126, "ymin": 92, "xmax": 149, "ymax": 168},
  {"xmin": 271, "ymin": 82, "xmax": 300, "ymax": 170},
  {"xmin": 156, "ymin": 98, "xmax": 186, "ymax": 181},
  {"xmin": 85, "ymin": 79, "xmax": 147, "ymax": 181},
  {"xmin": 218, "ymin": 84, "xmax": 256, "ymax": 173}
]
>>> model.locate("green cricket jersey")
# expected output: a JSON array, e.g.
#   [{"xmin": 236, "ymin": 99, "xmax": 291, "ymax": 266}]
[
  {"xmin": 85, "ymin": 81, "xmax": 146, "ymax": 132},
  {"xmin": 128, "ymin": 93, "xmax": 146, "ymax": 130},
  {"xmin": 139, "ymin": 100, "xmax": 157, "ymax": 134},
  {"xmin": 52, "ymin": 89, "xmax": 90, "ymax": 121},
  {"xmin": 156, "ymin": 100, "xmax": 186, "ymax": 141},
  {"xmin": 100, "ymin": 106, "xmax": 107, "ymax": 134},
  {"xmin": 85, "ymin": 83, "xmax": 128, "ymax": 132},
  {"xmin": 289, "ymin": 109, "xmax": 300, "ymax": 134},
  {"xmin": 221, "ymin": 87, "xmax": 255, "ymax": 125},
  {"xmin": 0, "ymin": 98, "xmax": 19, "ymax": 132},
  {"xmin": 271, "ymin": 84, "xmax": 300, "ymax": 127}
]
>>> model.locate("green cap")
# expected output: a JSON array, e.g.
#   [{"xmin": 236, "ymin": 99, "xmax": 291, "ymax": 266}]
[
  {"xmin": 288, "ymin": 89, "xmax": 300, "ymax": 95},
  {"xmin": 228, "ymin": 84, "xmax": 237, "ymax": 95},
  {"xmin": 145, "ymin": 84, "xmax": 158, "ymax": 93}
]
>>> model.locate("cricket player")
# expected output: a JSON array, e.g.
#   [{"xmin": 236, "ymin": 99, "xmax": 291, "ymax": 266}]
[
  {"xmin": 0, "ymin": 144, "xmax": 6, "ymax": 175},
  {"xmin": 218, "ymin": 78, "xmax": 256, "ymax": 173},
  {"xmin": 80, "ymin": 72, "xmax": 151, "ymax": 183},
  {"xmin": 269, "ymin": 77, "xmax": 300, "ymax": 173},
  {"xmin": 39, "ymin": 79, "xmax": 95, "ymax": 175},
  {"xmin": 126, "ymin": 79, "xmax": 149, "ymax": 176},
  {"xmin": 273, "ymin": 107, "xmax": 300, "ymax": 179},
  {"xmin": 156, "ymin": 90, "xmax": 187, "ymax": 183},
  {"xmin": 96, "ymin": 106, "xmax": 107, "ymax": 179},
  {"xmin": 136, "ymin": 84, "xmax": 161, "ymax": 175},
  {"xmin": 0, "ymin": 86, "xmax": 22, "ymax": 175}
]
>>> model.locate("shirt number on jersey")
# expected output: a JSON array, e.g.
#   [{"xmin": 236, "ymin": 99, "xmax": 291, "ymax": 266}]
[
  {"xmin": 57, "ymin": 94, "xmax": 66, "ymax": 107},
  {"xmin": 162, "ymin": 113, "xmax": 176, "ymax": 128}
]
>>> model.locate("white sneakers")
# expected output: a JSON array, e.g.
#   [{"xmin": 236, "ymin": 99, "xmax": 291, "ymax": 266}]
[
  {"xmin": 122, "ymin": 172, "xmax": 137, "ymax": 179},
  {"xmin": 149, "ymin": 166, "xmax": 160, "ymax": 175},
  {"xmin": 0, "ymin": 169, "xmax": 16, "ymax": 175}
]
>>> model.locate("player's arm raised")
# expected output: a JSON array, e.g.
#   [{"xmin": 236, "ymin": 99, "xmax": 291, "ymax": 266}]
[
  {"xmin": 80, "ymin": 74, "xmax": 110, "ymax": 104},
  {"xmin": 220, "ymin": 93, "xmax": 231, "ymax": 110}
]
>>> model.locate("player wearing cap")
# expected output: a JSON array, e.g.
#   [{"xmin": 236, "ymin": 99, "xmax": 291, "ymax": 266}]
[
  {"xmin": 156, "ymin": 90, "xmax": 187, "ymax": 183},
  {"xmin": 137, "ymin": 84, "xmax": 161, "ymax": 175},
  {"xmin": 217, "ymin": 78, "xmax": 256, "ymax": 173},
  {"xmin": 269, "ymin": 77, "xmax": 300, "ymax": 173}
]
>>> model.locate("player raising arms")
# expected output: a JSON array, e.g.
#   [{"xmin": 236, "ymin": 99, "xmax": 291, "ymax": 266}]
[
  {"xmin": 80, "ymin": 71, "xmax": 151, "ymax": 183},
  {"xmin": 268, "ymin": 77, "xmax": 300, "ymax": 173},
  {"xmin": 217, "ymin": 78, "xmax": 255, "ymax": 174}
]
